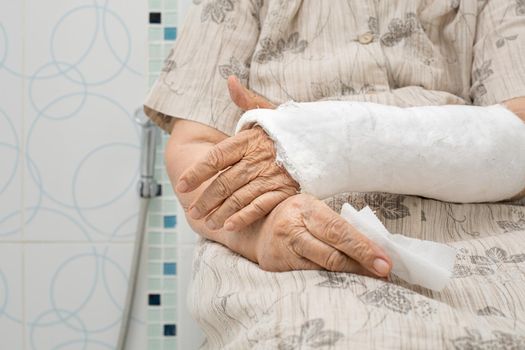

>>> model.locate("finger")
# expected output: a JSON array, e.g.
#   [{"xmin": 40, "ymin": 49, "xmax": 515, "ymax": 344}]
[
  {"xmin": 225, "ymin": 190, "xmax": 292, "ymax": 230},
  {"xmin": 227, "ymin": 75, "xmax": 276, "ymax": 110},
  {"xmin": 290, "ymin": 231, "xmax": 374, "ymax": 276},
  {"xmin": 304, "ymin": 201, "xmax": 392, "ymax": 277},
  {"xmin": 189, "ymin": 159, "xmax": 259, "ymax": 220},
  {"xmin": 177, "ymin": 135, "xmax": 249, "ymax": 193},
  {"xmin": 204, "ymin": 177, "xmax": 276, "ymax": 228}
]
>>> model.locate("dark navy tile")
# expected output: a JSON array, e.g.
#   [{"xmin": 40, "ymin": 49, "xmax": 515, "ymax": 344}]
[
  {"xmin": 149, "ymin": 12, "xmax": 162, "ymax": 24},
  {"xmin": 148, "ymin": 294, "xmax": 161, "ymax": 306},
  {"xmin": 164, "ymin": 324, "xmax": 177, "ymax": 336}
]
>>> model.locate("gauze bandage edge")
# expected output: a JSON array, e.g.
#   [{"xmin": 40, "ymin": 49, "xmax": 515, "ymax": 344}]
[{"xmin": 235, "ymin": 101, "xmax": 525, "ymax": 203}]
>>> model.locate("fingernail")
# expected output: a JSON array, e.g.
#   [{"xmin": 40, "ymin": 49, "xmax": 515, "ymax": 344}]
[
  {"xmin": 224, "ymin": 221, "xmax": 235, "ymax": 231},
  {"xmin": 177, "ymin": 180, "xmax": 189, "ymax": 193},
  {"xmin": 373, "ymin": 259, "xmax": 390, "ymax": 276},
  {"xmin": 189, "ymin": 207, "xmax": 201, "ymax": 219},
  {"xmin": 206, "ymin": 220, "xmax": 217, "ymax": 230}
]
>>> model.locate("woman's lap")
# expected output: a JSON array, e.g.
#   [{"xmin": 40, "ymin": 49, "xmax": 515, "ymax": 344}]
[{"xmin": 189, "ymin": 193, "xmax": 525, "ymax": 349}]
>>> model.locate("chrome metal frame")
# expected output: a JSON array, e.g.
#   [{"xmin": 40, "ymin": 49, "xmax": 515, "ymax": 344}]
[{"xmin": 117, "ymin": 108, "xmax": 161, "ymax": 350}]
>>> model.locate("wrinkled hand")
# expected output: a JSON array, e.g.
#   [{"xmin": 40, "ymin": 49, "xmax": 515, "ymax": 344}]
[
  {"xmin": 176, "ymin": 76, "xmax": 299, "ymax": 231},
  {"xmin": 231, "ymin": 193, "xmax": 392, "ymax": 276}
]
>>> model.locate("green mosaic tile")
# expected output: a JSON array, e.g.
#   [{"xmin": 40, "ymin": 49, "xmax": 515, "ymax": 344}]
[
  {"xmin": 149, "ymin": 262, "xmax": 162, "ymax": 276},
  {"xmin": 149, "ymin": 198, "xmax": 162, "ymax": 212},
  {"xmin": 164, "ymin": 199, "xmax": 177, "ymax": 212},
  {"xmin": 149, "ymin": 247, "xmax": 162, "ymax": 260},
  {"xmin": 148, "ymin": 278, "xmax": 162, "ymax": 290},
  {"xmin": 155, "ymin": 153, "xmax": 165, "ymax": 167},
  {"xmin": 149, "ymin": 27, "xmax": 163, "ymax": 41},
  {"xmin": 164, "ymin": 12, "xmax": 178, "ymax": 26},
  {"xmin": 148, "ymin": 309, "xmax": 162, "ymax": 322},
  {"xmin": 164, "ymin": 308, "xmax": 177, "ymax": 321},
  {"xmin": 163, "ymin": 184, "xmax": 175, "ymax": 197},
  {"xmin": 148, "ymin": 231, "xmax": 162, "ymax": 245},
  {"xmin": 149, "ymin": 214, "xmax": 162, "ymax": 228},
  {"xmin": 164, "ymin": 247, "xmax": 177, "ymax": 260},
  {"xmin": 164, "ymin": 0, "xmax": 178, "ymax": 10},
  {"xmin": 148, "ymin": 231, "xmax": 163, "ymax": 245},
  {"xmin": 164, "ymin": 233, "xmax": 176, "ymax": 245},
  {"xmin": 163, "ymin": 278, "xmax": 177, "ymax": 291},
  {"xmin": 164, "ymin": 293, "xmax": 177, "ymax": 307},
  {"xmin": 149, "ymin": 60, "xmax": 163, "ymax": 73},
  {"xmin": 149, "ymin": 43, "xmax": 163, "ymax": 58},
  {"xmin": 149, "ymin": 0, "xmax": 162, "ymax": 9},
  {"xmin": 148, "ymin": 323, "xmax": 163, "ymax": 336},
  {"xmin": 164, "ymin": 339, "xmax": 177, "ymax": 349},
  {"xmin": 148, "ymin": 339, "xmax": 162, "ymax": 350}
]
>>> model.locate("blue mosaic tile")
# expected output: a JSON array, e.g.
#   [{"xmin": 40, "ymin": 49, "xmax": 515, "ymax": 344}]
[
  {"xmin": 163, "ymin": 262, "xmax": 177, "ymax": 275},
  {"xmin": 164, "ymin": 27, "xmax": 177, "ymax": 40},
  {"xmin": 164, "ymin": 215, "xmax": 177, "ymax": 228}
]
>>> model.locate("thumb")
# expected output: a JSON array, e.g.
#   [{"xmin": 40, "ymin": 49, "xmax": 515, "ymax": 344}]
[{"xmin": 227, "ymin": 75, "xmax": 276, "ymax": 110}]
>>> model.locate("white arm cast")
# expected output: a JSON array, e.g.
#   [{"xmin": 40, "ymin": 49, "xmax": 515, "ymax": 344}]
[{"xmin": 236, "ymin": 101, "xmax": 525, "ymax": 203}]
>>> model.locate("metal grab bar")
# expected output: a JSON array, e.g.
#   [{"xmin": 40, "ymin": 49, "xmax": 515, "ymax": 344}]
[{"xmin": 117, "ymin": 108, "xmax": 161, "ymax": 350}]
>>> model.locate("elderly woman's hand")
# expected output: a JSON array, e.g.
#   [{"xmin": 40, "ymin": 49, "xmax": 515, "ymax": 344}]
[
  {"xmin": 177, "ymin": 76, "xmax": 298, "ymax": 231},
  {"xmin": 230, "ymin": 193, "xmax": 392, "ymax": 276}
]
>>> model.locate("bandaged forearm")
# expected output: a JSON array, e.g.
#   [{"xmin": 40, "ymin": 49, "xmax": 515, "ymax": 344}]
[{"xmin": 235, "ymin": 101, "xmax": 525, "ymax": 203}]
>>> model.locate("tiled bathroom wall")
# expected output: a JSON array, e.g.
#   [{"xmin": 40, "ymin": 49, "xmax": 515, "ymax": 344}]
[
  {"xmin": 0, "ymin": 0, "xmax": 202, "ymax": 348},
  {"xmin": 146, "ymin": 0, "xmax": 205, "ymax": 348}
]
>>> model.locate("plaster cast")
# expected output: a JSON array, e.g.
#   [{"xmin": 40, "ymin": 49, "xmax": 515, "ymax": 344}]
[{"xmin": 236, "ymin": 101, "xmax": 525, "ymax": 203}]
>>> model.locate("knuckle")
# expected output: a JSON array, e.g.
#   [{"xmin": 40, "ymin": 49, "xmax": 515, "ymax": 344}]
[
  {"xmin": 206, "ymin": 147, "xmax": 224, "ymax": 170},
  {"xmin": 251, "ymin": 199, "xmax": 267, "ymax": 215},
  {"xmin": 213, "ymin": 176, "xmax": 231, "ymax": 198},
  {"xmin": 182, "ymin": 169, "xmax": 197, "ymax": 185},
  {"xmin": 289, "ymin": 232, "xmax": 307, "ymax": 256},
  {"xmin": 228, "ymin": 193, "xmax": 244, "ymax": 210},
  {"xmin": 351, "ymin": 238, "xmax": 374, "ymax": 262},
  {"xmin": 324, "ymin": 250, "xmax": 346, "ymax": 271},
  {"xmin": 323, "ymin": 217, "xmax": 348, "ymax": 245},
  {"xmin": 234, "ymin": 211, "xmax": 251, "ymax": 228},
  {"xmin": 193, "ymin": 200, "xmax": 207, "ymax": 214}
]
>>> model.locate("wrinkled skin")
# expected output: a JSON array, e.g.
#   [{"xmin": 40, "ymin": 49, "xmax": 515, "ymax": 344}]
[
  {"xmin": 229, "ymin": 193, "xmax": 391, "ymax": 276},
  {"xmin": 177, "ymin": 76, "xmax": 299, "ymax": 231}
]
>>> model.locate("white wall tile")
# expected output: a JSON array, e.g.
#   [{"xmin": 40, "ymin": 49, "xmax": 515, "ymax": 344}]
[
  {"xmin": 24, "ymin": 243, "xmax": 146, "ymax": 349},
  {"xmin": 22, "ymin": 0, "xmax": 147, "ymax": 242},
  {"xmin": 0, "ymin": 0, "xmax": 24, "ymax": 241},
  {"xmin": 0, "ymin": 244, "xmax": 24, "ymax": 350}
]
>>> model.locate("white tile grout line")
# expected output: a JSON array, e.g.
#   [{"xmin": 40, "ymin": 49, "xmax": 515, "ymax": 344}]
[
  {"xmin": 21, "ymin": 0, "xmax": 27, "ymax": 348},
  {"xmin": 0, "ymin": 241, "xmax": 142, "ymax": 244}
]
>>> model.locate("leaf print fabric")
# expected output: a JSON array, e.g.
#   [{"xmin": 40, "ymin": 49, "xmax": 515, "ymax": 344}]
[
  {"xmin": 278, "ymin": 319, "xmax": 344, "ymax": 350},
  {"xmin": 199, "ymin": 0, "xmax": 234, "ymax": 23},
  {"xmin": 453, "ymin": 246, "xmax": 525, "ymax": 278},
  {"xmin": 380, "ymin": 13, "xmax": 421, "ymax": 47},
  {"xmin": 218, "ymin": 56, "xmax": 249, "ymax": 80},
  {"xmin": 359, "ymin": 193, "xmax": 411, "ymax": 220},
  {"xmin": 254, "ymin": 32, "xmax": 308, "ymax": 63},
  {"xmin": 516, "ymin": 0, "xmax": 525, "ymax": 15},
  {"xmin": 451, "ymin": 329, "xmax": 525, "ymax": 349}
]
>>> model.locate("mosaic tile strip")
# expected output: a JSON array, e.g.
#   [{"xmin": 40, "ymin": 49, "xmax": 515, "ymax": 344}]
[{"xmin": 147, "ymin": 0, "xmax": 179, "ymax": 348}]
